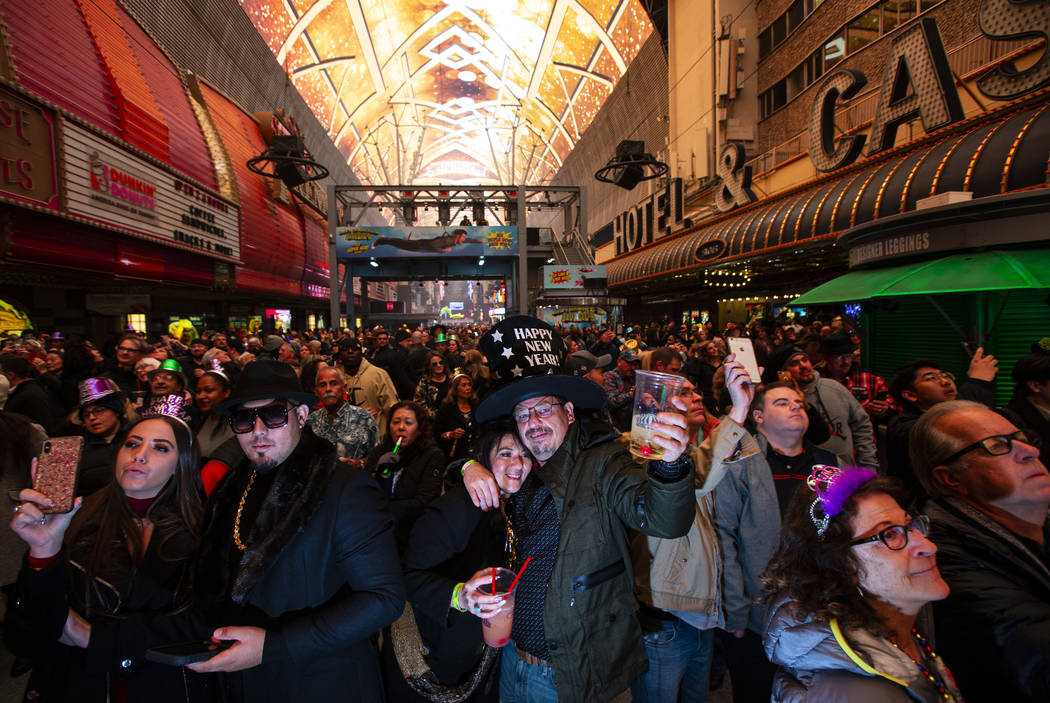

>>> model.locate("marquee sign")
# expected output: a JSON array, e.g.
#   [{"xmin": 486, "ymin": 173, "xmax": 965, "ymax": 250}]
[
  {"xmin": 0, "ymin": 86, "xmax": 59, "ymax": 209},
  {"xmin": 613, "ymin": 178, "xmax": 684, "ymax": 256},
  {"xmin": 809, "ymin": 3, "xmax": 1050, "ymax": 173},
  {"xmin": 63, "ymin": 123, "xmax": 240, "ymax": 260}
]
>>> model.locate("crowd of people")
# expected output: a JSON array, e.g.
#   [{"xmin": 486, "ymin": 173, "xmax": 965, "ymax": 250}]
[{"xmin": 0, "ymin": 313, "xmax": 1047, "ymax": 703}]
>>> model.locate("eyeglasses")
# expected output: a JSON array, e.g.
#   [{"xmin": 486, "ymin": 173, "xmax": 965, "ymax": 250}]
[
  {"xmin": 82, "ymin": 406, "xmax": 112, "ymax": 418},
  {"xmin": 918, "ymin": 371, "xmax": 955, "ymax": 383},
  {"xmin": 228, "ymin": 403, "xmax": 291, "ymax": 434},
  {"xmin": 431, "ymin": 361, "xmax": 444, "ymax": 367},
  {"xmin": 513, "ymin": 401, "xmax": 565, "ymax": 424},
  {"xmin": 850, "ymin": 515, "xmax": 930, "ymax": 551},
  {"xmin": 939, "ymin": 430, "xmax": 1041, "ymax": 465}
]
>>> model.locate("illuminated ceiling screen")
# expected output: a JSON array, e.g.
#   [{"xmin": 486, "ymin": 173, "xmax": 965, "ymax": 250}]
[{"xmin": 240, "ymin": 0, "xmax": 652, "ymax": 186}]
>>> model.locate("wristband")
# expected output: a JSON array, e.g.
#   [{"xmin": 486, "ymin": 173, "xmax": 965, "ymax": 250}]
[
  {"xmin": 452, "ymin": 582, "xmax": 468, "ymax": 612},
  {"xmin": 27, "ymin": 549, "xmax": 62, "ymax": 571},
  {"xmin": 461, "ymin": 460, "xmax": 476, "ymax": 476}
]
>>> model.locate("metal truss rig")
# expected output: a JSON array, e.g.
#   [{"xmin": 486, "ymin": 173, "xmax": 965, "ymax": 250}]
[{"xmin": 331, "ymin": 185, "xmax": 583, "ymax": 228}]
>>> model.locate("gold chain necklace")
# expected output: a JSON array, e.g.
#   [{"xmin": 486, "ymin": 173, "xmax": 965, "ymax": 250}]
[{"xmin": 232, "ymin": 469, "xmax": 258, "ymax": 551}]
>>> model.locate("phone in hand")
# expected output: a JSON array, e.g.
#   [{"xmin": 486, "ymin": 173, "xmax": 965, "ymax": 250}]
[
  {"xmin": 727, "ymin": 338, "xmax": 762, "ymax": 384},
  {"xmin": 875, "ymin": 389, "xmax": 890, "ymax": 401},
  {"xmin": 145, "ymin": 640, "xmax": 233, "ymax": 666},
  {"xmin": 33, "ymin": 437, "xmax": 84, "ymax": 514}
]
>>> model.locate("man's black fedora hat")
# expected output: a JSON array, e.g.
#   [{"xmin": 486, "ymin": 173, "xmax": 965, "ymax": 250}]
[
  {"xmin": 215, "ymin": 360, "xmax": 318, "ymax": 416},
  {"xmin": 475, "ymin": 315, "xmax": 606, "ymax": 423}
]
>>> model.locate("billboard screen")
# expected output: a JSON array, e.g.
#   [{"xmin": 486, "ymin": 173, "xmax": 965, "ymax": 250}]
[{"xmin": 337, "ymin": 226, "xmax": 517, "ymax": 258}]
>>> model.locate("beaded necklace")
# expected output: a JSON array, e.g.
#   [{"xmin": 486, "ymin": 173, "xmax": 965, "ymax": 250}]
[{"xmin": 886, "ymin": 628, "xmax": 956, "ymax": 702}]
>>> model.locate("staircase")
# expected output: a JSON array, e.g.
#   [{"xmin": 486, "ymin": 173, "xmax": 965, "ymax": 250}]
[{"xmin": 551, "ymin": 228, "xmax": 594, "ymax": 266}]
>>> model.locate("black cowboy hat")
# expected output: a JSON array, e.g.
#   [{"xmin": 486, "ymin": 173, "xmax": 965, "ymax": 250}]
[
  {"xmin": 215, "ymin": 360, "xmax": 318, "ymax": 415},
  {"xmin": 475, "ymin": 316, "xmax": 605, "ymax": 423}
]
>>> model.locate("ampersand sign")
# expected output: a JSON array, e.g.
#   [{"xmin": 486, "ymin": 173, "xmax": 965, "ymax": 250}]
[{"xmin": 714, "ymin": 143, "xmax": 757, "ymax": 213}]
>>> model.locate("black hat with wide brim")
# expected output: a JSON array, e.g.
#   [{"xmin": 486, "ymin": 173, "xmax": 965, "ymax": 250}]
[
  {"xmin": 475, "ymin": 315, "xmax": 607, "ymax": 423},
  {"xmin": 215, "ymin": 359, "xmax": 318, "ymax": 416}
]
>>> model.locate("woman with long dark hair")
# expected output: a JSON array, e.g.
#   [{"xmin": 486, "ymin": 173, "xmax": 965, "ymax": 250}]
[
  {"xmin": 7, "ymin": 403, "xmax": 209, "ymax": 702},
  {"xmin": 365, "ymin": 400, "xmax": 445, "ymax": 551},
  {"xmin": 414, "ymin": 352, "xmax": 451, "ymax": 416},
  {"xmin": 386, "ymin": 420, "xmax": 531, "ymax": 702},
  {"xmin": 434, "ymin": 371, "xmax": 476, "ymax": 462}
]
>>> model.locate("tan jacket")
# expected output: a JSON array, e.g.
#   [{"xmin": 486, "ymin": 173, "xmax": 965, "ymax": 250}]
[{"xmin": 633, "ymin": 418, "xmax": 760, "ymax": 620}]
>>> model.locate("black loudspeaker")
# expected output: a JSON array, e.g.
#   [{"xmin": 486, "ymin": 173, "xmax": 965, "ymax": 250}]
[
  {"xmin": 271, "ymin": 135, "xmax": 309, "ymax": 187},
  {"xmin": 611, "ymin": 140, "xmax": 646, "ymax": 190},
  {"xmin": 403, "ymin": 203, "xmax": 417, "ymax": 222}
]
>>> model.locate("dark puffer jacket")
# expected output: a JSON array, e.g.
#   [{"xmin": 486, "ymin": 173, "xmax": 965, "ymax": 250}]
[{"xmin": 925, "ymin": 496, "xmax": 1050, "ymax": 702}]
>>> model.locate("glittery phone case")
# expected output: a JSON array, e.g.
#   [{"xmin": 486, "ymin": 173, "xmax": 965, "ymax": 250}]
[{"xmin": 33, "ymin": 436, "xmax": 84, "ymax": 514}]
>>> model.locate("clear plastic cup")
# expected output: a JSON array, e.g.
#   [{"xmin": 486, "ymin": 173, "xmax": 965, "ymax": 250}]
[
  {"xmin": 477, "ymin": 567, "xmax": 515, "ymax": 648},
  {"xmin": 629, "ymin": 370, "xmax": 686, "ymax": 460}
]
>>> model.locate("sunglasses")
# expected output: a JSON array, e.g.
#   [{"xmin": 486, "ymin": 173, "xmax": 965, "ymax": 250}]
[{"xmin": 228, "ymin": 403, "xmax": 291, "ymax": 434}]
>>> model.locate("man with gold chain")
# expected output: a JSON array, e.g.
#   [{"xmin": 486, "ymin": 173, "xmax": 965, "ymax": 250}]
[{"xmin": 187, "ymin": 360, "xmax": 404, "ymax": 701}]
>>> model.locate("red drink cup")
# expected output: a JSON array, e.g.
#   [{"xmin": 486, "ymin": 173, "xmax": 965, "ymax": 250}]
[{"xmin": 477, "ymin": 567, "xmax": 515, "ymax": 648}]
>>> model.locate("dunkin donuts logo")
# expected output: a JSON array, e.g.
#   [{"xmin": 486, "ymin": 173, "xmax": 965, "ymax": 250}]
[{"xmin": 89, "ymin": 152, "xmax": 156, "ymax": 211}]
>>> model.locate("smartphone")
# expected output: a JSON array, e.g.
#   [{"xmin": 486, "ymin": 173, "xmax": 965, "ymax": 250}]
[
  {"xmin": 728, "ymin": 338, "xmax": 762, "ymax": 384},
  {"xmin": 875, "ymin": 389, "xmax": 890, "ymax": 401},
  {"xmin": 145, "ymin": 640, "xmax": 233, "ymax": 667},
  {"xmin": 33, "ymin": 437, "xmax": 84, "ymax": 514}
]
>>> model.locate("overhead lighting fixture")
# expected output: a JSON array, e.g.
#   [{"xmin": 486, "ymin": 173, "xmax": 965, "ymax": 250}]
[
  {"xmin": 369, "ymin": 258, "xmax": 379, "ymax": 268},
  {"xmin": 477, "ymin": 256, "xmax": 485, "ymax": 267},
  {"xmin": 546, "ymin": 257, "xmax": 555, "ymax": 264}
]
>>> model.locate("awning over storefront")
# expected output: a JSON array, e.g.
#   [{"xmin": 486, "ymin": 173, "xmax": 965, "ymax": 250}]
[
  {"xmin": 608, "ymin": 97, "xmax": 1050, "ymax": 288},
  {"xmin": 792, "ymin": 249, "xmax": 1050, "ymax": 304}
]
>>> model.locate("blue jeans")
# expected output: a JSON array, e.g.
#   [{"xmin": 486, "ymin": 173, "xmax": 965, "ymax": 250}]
[
  {"xmin": 500, "ymin": 643, "xmax": 560, "ymax": 703},
  {"xmin": 631, "ymin": 617, "xmax": 713, "ymax": 703}
]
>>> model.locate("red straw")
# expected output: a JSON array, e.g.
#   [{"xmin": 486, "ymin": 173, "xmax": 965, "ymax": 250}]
[
  {"xmin": 507, "ymin": 556, "xmax": 533, "ymax": 594},
  {"xmin": 491, "ymin": 567, "xmax": 496, "ymax": 594}
]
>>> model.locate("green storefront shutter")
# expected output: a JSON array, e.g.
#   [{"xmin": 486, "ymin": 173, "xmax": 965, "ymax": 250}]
[
  {"xmin": 984, "ymin": 290, "xmax": 1050, "ymax": 407},
  {"xmin": 866, "ymin": 294, "xmax": 976, "ymax": 387}
]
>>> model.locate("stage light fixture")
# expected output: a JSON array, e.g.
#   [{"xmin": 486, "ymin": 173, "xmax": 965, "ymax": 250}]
[{"xmin": 369, "ymin": 258, "xmax": 379, "ymax": 268}]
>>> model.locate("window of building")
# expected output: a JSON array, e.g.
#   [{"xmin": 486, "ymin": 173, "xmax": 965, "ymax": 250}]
[
  {"xmin": 882, "ymin": 0, "xmax": 918, "ymax": 33},
  {"xmin": 847, "ymin": 7, "xmax": 881, "ymax": 54},
  {"xmin": 126, "ymin": 314, "xmax": 146, "ymax": 334},
  {"xmin": 786, "ymin": 64, "xmax": 807, "ymax": 101},
  {"xmin": 787, "ymin": 0, "xmax": 806, "ymax": 31},
  {"xmin": 760, "ymin": 0, "xmax": 942, "ymax": 119},
  {"xmin": 824, "ymin": 32, "xmax": 847, "ymax": 68},
  {"xmin": 759, "ymin": 0, "xmax": 821, "ymax": 59}
]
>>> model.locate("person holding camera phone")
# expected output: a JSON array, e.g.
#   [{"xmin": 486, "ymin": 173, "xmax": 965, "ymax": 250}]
[{"xmin": 6, "ymin": 397, "xmax": 211, "ymax": 702}]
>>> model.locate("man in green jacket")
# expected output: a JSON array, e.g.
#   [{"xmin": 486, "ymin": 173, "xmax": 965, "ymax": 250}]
[{"xmin": 469, "ymin": 315, "xmax": 695, "ymax": 702}]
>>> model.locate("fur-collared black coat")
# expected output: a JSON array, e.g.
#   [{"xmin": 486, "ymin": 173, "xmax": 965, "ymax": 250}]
[{"xmin": 194, "ymin": 428, "xmax": 405, "ymax": 702}]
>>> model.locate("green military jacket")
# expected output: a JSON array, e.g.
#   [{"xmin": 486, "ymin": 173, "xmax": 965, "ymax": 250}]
[{"xmin": 532, "ymin": 419, "xmax": 694, "ymax": 701}]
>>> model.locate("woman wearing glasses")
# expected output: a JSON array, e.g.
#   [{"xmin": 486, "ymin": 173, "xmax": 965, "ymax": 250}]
[
  {"xmin": 414, "ymin": 352, "xmax": 452, "ymax": 416},
  {"xmin": 761, "ymin": 466, "xmax": 964, "ymax": 702},
  {"xmin": 7, "ymin": 403, "xmax": 208, "ymax": 702}
]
